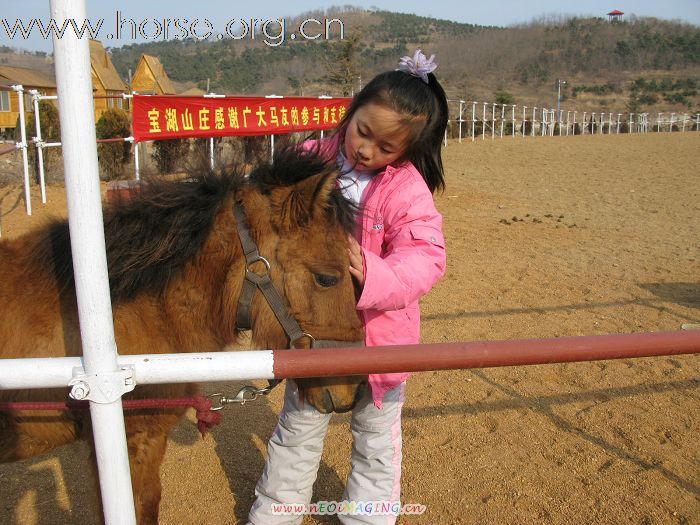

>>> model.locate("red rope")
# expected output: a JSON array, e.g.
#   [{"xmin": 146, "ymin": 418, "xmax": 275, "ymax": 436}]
[
  {"xmin": 0, "ymin": 144, "xmax": 17, "ymax": 157},
  {"xmin": 0, "ymin": 395, "xmax": 223, "ymax": 437}
]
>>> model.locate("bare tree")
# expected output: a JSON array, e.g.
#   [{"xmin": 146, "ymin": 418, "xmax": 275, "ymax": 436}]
[{"xmin": 325, "ymin": 34, "xmax": 362, "ymax": 96}]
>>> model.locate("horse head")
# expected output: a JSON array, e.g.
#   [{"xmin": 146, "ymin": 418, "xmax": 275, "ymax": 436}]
[{"xmin": 236, "ymin": 147, "xmax": 367, "ymax": 413}]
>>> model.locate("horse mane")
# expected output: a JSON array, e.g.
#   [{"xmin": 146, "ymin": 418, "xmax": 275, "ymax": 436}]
[{"xmin": 29, "ymin": 146, "xmax": 355, "ymax": 304}]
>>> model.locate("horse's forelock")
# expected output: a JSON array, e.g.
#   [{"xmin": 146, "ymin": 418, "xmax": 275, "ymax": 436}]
[{"xmin": 249, "ymin": 146, "xmax": 357, "ymax": 233}]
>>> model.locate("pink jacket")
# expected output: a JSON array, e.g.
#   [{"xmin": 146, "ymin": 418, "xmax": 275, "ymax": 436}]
[{"xmin": 310, "ymin": 138, "xmax": 446, "ymax": 407}]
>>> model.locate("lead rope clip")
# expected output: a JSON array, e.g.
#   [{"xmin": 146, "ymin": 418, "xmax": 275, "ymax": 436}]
[{"xmin": 209, "ymin": 385, "xmax": 274, "ymax": 410}]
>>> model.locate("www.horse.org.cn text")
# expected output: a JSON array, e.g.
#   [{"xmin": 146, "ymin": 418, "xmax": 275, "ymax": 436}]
[{"xmin": 1, "ymin": 12, "xmax": 346, "ymax": 47}]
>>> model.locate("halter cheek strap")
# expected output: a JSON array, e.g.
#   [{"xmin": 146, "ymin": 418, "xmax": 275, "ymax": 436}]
[
  {"xmin": 233, "ymin": 200, "xmax": 309, "ymax": 346},
  {"xmin": 233, "ymin": 198, "xmax": 365, "ymax": 396}
]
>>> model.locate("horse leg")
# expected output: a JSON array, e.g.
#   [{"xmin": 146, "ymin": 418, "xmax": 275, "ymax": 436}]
[
  {"xmin": 0, "ymin": 411, "xmax": 81, "ymax": 463},
  {"xmin": 125, "ymin": 412, "xmax": 183, "ymax": 525}
]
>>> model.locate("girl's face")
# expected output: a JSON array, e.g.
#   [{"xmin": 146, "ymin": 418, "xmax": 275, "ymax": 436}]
[{"xmin": 343, "ymin": 102, "xmax": 411, "ymax": 172}]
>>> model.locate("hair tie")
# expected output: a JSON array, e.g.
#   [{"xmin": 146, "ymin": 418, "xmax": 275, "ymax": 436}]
[{"xmin": 397, "ymin": 50, "xmax": 437, "ymax": 84}]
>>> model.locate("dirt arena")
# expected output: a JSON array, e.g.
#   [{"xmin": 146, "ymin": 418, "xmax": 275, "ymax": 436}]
[{"xmin": 1, "ymin": 133, "xmax": 698, "ymax": 524}]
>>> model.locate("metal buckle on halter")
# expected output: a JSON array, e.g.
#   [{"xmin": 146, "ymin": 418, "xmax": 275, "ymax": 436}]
[
  {"xmin": 244, "ymin": 256, "xmax": 271, "ymax": 277},
  {"xmin": 291, "ymin": 332, "xmax": 316, "ymax": 348}
]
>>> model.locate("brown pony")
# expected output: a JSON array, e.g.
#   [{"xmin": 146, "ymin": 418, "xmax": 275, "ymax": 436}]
[{"xmin": 0, "ymin": 147, "xmax": 366, "ymax": 523}]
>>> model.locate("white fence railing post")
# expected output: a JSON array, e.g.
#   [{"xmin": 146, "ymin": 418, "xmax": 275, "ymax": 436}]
[
  {"xmin": 13, "ymin": 84, "xmax": 32, "ymax": 215},
  {"xmin": 50, "ymin": 0, "xmax": 137, "ymax": 522}
]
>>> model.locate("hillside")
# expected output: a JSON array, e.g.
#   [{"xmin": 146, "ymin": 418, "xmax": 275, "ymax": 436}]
[{"xmin": 3, "ymin": 9, "xmax": 699, "ymax": 113}]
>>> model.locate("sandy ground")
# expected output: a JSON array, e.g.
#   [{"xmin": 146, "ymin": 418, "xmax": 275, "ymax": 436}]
[{"xmin": 0, "ymin": 133, "xmax": 698, "ymax": 524}]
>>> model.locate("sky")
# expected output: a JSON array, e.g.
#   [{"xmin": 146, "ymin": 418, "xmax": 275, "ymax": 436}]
[{"xmin": 2, "ymin": 0, "xmax": 700, "ymax": 53}]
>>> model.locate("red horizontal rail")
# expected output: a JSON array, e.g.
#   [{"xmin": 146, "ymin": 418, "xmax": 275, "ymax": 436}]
[{"xmin": 272, "ymin": 331, "xmax": 700, "ymax": 378}]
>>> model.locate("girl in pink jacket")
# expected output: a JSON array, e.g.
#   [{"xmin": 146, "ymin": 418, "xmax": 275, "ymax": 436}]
[{"xmin": 248, "ymin": 51, "xmax": 448, "ymax": 525}]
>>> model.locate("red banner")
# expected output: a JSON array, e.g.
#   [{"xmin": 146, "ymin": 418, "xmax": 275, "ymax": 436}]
[{"xmin": 132, "ymin": 94, "xmax": 351, "ymax": 143}]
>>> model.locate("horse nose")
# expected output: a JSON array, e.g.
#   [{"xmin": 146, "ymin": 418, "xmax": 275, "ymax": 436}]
[
  {"xmin": 353, "ymin": 380, "xmax": 368, "ymax": 404},
  {"xmin": 326, "ymin": 380, "xmax": 367, "ymax": 413}
]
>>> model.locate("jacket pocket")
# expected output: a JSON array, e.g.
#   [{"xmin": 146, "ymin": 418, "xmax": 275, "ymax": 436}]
[{"xmin": 409, "ymin": 224, "xmax": 445, "ymax": 248}]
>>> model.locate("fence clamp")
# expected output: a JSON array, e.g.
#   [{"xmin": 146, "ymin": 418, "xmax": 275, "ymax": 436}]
[{"xmin": 69, "ymin": 366, "xmax": 136, "ymax": 404}]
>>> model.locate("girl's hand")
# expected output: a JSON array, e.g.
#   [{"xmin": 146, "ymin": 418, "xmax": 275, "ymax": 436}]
[{"xmin": 347, "ymin": 235, "xmax": 365, "ymax": 288}]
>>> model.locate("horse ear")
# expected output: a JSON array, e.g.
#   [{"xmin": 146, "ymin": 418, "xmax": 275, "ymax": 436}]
[{"xmin": 280, "ymin": 169, "xmax": 337, "ymax": 228}]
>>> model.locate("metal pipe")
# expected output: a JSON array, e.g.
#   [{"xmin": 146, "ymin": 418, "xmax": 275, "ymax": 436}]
[
  {"xmin": 133, "ymin": 139, "xmax": 140, "ymax": 180},
  {"xmin": 458, "ymin": 100, "xmax": 463, "ymax": 143},
  {"xmin": 13, "ymin": 84, "xmax": 31, "ymax": 215},
  {"xmin": 1, "ymin": 351, "xmax": 274, "ymax": 389},
  {"xmin": 273, "ymin": 331, "xmax": 700, "ymax": 378},
  {"xmin": 2, "ymin": 331, "xmax": 697, "ymax": 390},
  {"xmin": 471, "ymin": 101, "xmax": 476, "ymax": 142},
  {"xmin": 31, "ymin": 91, "xmax": 47, "ymax": 204},
  {"xmin": 49, "ymin": 0, "xmax": 135, "ymax": 522}
]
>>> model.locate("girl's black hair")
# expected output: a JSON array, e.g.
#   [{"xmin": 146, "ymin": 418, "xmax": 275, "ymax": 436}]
[{"xmin": 337, "ymin": 69, "xmax": 448, "ymax": 193}]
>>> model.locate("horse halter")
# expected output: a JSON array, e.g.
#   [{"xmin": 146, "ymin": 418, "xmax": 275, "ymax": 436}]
[{"xmin": 233, "ymin": 200, "xmax": 364, "ymax": 353}]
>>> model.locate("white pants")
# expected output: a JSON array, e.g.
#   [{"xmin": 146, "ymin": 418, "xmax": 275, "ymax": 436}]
[{"xmin": 248, "ymin": 380, "xmax": 406, "ymax": 525}]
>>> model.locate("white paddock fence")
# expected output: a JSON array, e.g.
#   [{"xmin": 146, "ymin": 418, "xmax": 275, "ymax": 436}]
[
  {"xmin": 444, "ymin": 99, "xmax": 700, "ymax": 143},
  {"xmin": 3, "ymin": 86, "xmax": 700, "ymax": 219}
]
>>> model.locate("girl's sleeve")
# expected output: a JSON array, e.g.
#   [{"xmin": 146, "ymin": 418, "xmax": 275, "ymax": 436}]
[{"xmin": 356, "ymin": 187, "xmax": 446, "ymax": 311}]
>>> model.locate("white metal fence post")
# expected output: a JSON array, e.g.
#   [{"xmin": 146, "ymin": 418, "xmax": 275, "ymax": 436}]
[
  {"xmin": 13, "ymin": 85, "xmax": 32, "ymax": 215},
  {"xmin": 471, "ymin": 101, "xmax": 476, "ymax": 142},
  {"xmin": 592, "ymin": 112, "xmax": 597, "ymax": 135},
  {"xmin": 210, "ymin": 137, "xmax": 215, "ymax": 169},
  {"xmin": 500, "ymin": 104, "xmax": 505, "ymax": 138},
  {"xmin": 550, "ymin": 109, "xmax": 555, "ymax": 136},
  {"xmin": 133, "ymin": 140, "xmax": 140, "ymax": 180},
  {"xmin": 49, "ymin": 0, "xmax": 137, "ymax": 522},
  {"xmin": 491, "ymin": 103, "xmax": 496, "ymax": 139},
  {"xmin": 31, "ymin": 90, "xmax": 47, "ymax": 204},
  {"xmin": 458, "ymin": 100, "xmax": 463, "ymax": 143},
  {"xmin": 541, "ymin": 108, "xmax": 547, "ymax": 137}
]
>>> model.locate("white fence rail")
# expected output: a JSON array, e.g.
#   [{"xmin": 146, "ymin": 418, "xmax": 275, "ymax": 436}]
[
  {"xmin": 5, "ymin": 81, "xmax": 700, "ymax": 218},
  {"xmin": 444, "ymin": 98, "xmax": 699, "ymax": 143}
]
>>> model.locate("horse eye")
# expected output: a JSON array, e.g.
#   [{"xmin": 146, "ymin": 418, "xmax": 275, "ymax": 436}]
[{"xmin": 314, "ymin": 273, "xmax": 338, "ymax": 287}]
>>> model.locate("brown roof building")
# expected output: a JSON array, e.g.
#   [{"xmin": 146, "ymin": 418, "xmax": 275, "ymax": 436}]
[
  {"xmin": 0, "ymin": 65, "xmax": 57, "ymax": 131},
  {"xmin": 131, "ymin": 54, "xmax": 176, "ymax": 95},
  {"xmin": 89, "ymin": 39, "xmax": 129, "ymax": 118}
]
